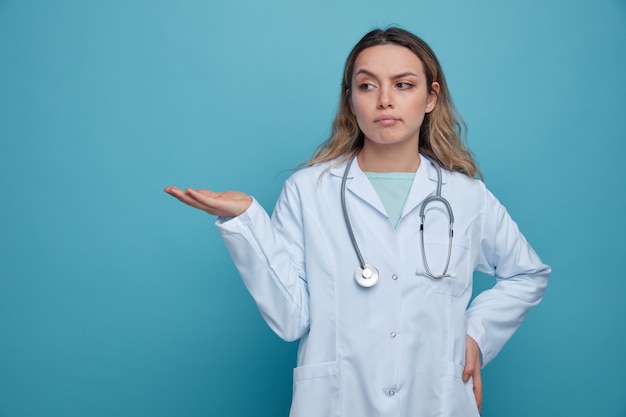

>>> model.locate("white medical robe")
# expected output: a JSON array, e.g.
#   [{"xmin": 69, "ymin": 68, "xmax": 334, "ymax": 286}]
[{"xmin": 216, "ymin": 155, "xmax": 550, "ymax": 417}]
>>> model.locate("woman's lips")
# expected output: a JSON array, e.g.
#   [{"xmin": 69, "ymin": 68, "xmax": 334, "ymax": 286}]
[{"xmin": 375, "ymin": 116, "xmax": 400, "ymax": 126}]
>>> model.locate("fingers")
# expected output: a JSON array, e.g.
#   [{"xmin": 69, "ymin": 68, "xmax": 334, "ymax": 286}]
[
  {"xmin": 462, "ymin": 338, "xmax": 477, "ymax": 382},
  {"xmin": 464, "ymin": 335, "xmax": 483, "ymax": 413},
  {"xmin": 196, "ymin": 189, "xmax": 219, "ymax": 198},
  {"xmin": 185, "ymin": 188, "xmax": 218, "ymax": 204},
  {"xmin": 473, "ymin": 361, "xmax": 483, "ymax": 413},
  {"xmin": 163, "ymin": 186, "xmax": 182, "ymax": 196},
  {"xmin": 164, "ymin": 186, "xmax": 203, "ymax": 208},
  {"xmin": 184, "ymin": 188, "xmax": 229, "ymax": 213},
  {"xmin": 164, "ymin": 186, "xmax": 214, "ymax": 213}
]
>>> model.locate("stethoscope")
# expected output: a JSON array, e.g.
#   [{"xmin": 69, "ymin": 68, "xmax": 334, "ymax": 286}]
[{"xmin": 340, "ymin": 153, "xmax": 455, "ymax": 288}]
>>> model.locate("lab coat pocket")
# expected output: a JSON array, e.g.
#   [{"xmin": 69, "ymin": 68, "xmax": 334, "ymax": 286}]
[
  {"xmin": 419, "ymin": 234, "xmax": 471, "ymax": 296},
  {"xmin": 291, "ymin": 361, "xmax": 340, "ymax": 417},
  {"xmin": 442, "ymin": 362, "xmax": 480, "ymax": 417}
]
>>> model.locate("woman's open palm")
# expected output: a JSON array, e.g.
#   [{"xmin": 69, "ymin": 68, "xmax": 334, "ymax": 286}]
[{"xmin": 164, "ymin": 186, "xmax": 252, "ymax": 218}]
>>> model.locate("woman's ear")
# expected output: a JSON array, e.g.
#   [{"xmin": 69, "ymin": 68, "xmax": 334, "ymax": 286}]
[{"xmin": 426, "ymin": 82, "xmax": 440, "ymax": 113}]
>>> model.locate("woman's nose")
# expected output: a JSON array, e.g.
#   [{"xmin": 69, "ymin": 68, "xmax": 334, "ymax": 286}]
[{"xmin": 377, "ymin": 88, "xmax": 393, "ymax": 109}]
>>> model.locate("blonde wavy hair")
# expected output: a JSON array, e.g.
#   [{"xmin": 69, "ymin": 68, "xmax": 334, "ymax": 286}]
[{"xmin": 307, "ymin": 27, "xmax": 481, "ymax": 178}]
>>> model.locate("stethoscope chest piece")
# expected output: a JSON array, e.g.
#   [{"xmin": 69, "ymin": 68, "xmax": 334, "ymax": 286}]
[{"xmin": 354, "ymin": 264, "xmax": 379, "ymax": 287}]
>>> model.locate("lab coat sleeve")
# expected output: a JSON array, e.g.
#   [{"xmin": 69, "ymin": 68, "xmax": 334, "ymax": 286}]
[
  {"xmin": 215, "ymin": 181, "xmax": 309, "ymax": 342},
  {"xmin": 466, "ymin": 186, "xmax": 550, "ymax": 367}
]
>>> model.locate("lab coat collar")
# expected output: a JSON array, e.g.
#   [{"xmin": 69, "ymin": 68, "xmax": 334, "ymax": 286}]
[
  {"xmin": 328, "ymin": 154, "xmax": 449, "ymax": 220},
  {"xmin": 329, "ymin": 156, "xmax": 387, "ymax": 216}
]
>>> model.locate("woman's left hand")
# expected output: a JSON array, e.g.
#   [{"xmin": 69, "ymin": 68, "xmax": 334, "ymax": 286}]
[{"xmin": 463, "ymin": 335, "xmax": 483, "ymax": 413}]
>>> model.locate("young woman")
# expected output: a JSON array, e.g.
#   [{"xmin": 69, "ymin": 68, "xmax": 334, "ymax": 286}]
[{"xmin": 165, "ymin": 27, "xmax": 550, "ymax": 417}]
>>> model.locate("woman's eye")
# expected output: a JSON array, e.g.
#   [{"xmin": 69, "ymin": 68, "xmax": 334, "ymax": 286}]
[
  {"xmin": 358, "ymin": 83, "xmax": 374, "ymax": 91},
  {"xmin": 396, "ymin": 82, "xmax": 415, "ymax": 89}
]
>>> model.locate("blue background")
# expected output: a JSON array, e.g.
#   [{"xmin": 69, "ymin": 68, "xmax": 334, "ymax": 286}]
[{"xmin": 1, "ymin": 0, "xmax": 625, "ymax": 416}]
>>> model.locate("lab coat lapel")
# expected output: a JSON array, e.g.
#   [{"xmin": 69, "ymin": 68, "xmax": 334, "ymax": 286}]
[
  {"xmin": 330, "ymin": 158, "xmax": 388, "ymax": 217},
  {"xmin": 401, "ymin": 155, "xmax": 447, "ymax": 218}
]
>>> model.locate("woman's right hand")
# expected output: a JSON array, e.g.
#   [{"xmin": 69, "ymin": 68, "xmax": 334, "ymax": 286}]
[{"xmin": 164, "ymin": 186, "xmax": 253, "ymax": 218}]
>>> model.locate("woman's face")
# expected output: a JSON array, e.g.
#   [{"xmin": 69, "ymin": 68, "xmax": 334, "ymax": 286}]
[{"xmin": 349, "ymin": 44, "xmax": 439, "ymax": 150}]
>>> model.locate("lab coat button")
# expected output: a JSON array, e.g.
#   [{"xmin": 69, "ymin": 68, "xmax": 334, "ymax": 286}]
[
  {"xmin": 391, "ymin": 274, "xmax": 398, "ymax": 280},
  {"xmin": 390, "ymin": 331, "xmax": 397, "ymax": 338},
  {"xmin": 388, "ymin": 390, "xmax": 396, "ymax": 396}
]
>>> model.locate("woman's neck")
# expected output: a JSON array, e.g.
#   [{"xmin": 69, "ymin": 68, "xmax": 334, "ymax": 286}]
[{"xmin": 357, "ymin": 142, "xmax": 421, "ymax": 173}]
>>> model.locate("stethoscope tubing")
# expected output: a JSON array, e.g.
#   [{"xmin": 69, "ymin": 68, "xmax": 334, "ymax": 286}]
[
  {"xmin": 341, "ymin": 153, "xmax": 455, "ymax": 287},
  {"xmin": 340, "ymin": 154, "xmax": 367, "ymax": 270},
  {"xmin": 419, "ymin": 194, "xmax": 454, "ymax": 279}
]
